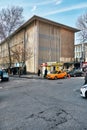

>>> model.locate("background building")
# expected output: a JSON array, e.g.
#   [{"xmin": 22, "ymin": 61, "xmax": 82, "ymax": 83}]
[
  {"xmin": 75, "ymin": 43, "xmax": 87, "ymax": 62},
  {"xmin": 0, "ymin": 15, "xmax": 79, "ymax": 73}
]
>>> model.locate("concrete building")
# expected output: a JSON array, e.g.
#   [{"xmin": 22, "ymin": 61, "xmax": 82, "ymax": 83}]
[{"xmin": 0, "ymin": 15, "xmax": 79, "ymax": 73}]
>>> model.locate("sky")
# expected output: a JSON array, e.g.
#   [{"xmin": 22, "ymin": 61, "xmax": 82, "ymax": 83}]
[{"xmin": 0, "ymin": 0, "xmax": 87, "ymax": 43}]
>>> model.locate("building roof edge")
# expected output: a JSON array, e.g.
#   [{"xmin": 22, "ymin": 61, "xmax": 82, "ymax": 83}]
[{"xmin": 0, "ymin": 15, "xmax": 80, "ymax": 45}]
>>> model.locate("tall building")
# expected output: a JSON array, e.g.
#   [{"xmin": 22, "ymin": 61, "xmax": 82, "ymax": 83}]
[{"xmin": 0, "ymin": 15, "xmax": 79, "ymax": 73}]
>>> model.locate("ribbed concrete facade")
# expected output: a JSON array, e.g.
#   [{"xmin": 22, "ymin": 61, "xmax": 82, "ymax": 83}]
[{"xmin": 0, "ymin": 15, "xmax": 79, "ymax": 73}]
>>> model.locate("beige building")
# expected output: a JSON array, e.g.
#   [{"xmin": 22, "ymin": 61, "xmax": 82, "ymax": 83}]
[
  {"xmin": 0, "ymin": 15, "xmax": 79, "ymax": 73},
  {"xmin": 75, "ymin": 43, "xmax": 87, "ymax": 62}
]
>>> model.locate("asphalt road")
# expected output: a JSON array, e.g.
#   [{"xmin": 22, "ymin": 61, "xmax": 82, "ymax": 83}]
[{"xmin": 0, "ymin": 76, "xmax": 87, "ymax": 130}]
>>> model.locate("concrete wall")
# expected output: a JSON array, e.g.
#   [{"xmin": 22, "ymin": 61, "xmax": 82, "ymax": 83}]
[
  {"xmin": 38, "ymin": 21, "xmax": 74, "ymax": 65},
  {"xmin": 39, "ymin": 21, "xmax": 60, "ymax": 64},
  {"xmin": 60, "ymin": 28, "xmax": 74, "ymax": 62},
  {"xmin": 25, "ymin": 21, "xmax": 39, "ymax": 73}
]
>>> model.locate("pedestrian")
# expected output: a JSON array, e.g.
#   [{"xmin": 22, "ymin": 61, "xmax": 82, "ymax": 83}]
[
  {"xmin": 38, "ymin": 68, "xmax": 41, "ymax": 76},
  {"xmin": 18, "ymin": 67, "xmax": 22, "ymax": 77},
  {"xmin": 13, "ymin": 68, "xmax": 16, "ymax": 75},
  {"xmin": 84, "ymin": 72, "xmax": 87, "ymax": 85},
  {"xmin": 44, "ymin": 68, "xmax": 48, "ymax": 78}
]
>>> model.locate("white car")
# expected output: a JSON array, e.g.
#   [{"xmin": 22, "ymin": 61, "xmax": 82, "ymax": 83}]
[{"xmin": 80, "ymin": 84, "xmax": 87, "ymax": 98}]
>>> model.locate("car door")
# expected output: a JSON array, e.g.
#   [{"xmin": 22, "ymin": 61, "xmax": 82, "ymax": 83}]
[{"xmin": 57, "ymin": 71, "xmax": 63, "ymax": 78}]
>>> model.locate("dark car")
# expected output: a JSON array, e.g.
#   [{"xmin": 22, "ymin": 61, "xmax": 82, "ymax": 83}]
[
  {"xmin": 68, "ymin": 70, "xmax": 84, "ymax": 77},
  {"xmin": 0, "ymin": 70, "xmax": 9, "ymax": 82}
]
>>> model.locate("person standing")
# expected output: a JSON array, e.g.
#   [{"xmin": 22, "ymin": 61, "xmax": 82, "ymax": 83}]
[
  {"xmin": 44, "ymin": 68, "xmax": 48, "ymax": 78},
  {"xmin": 38, "ymin": 68, "xmax": 41, "ymax": 76}
]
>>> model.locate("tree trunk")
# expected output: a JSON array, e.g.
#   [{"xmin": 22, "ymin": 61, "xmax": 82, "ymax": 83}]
[{"xmin": 7, "ymin": 41, "xmax": 11, "ymax": 68}]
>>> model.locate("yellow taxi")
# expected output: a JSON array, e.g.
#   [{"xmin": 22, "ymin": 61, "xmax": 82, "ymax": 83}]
[{"xmin": 46, "ymin": 71, "xmax": 67, "ymax": 80}]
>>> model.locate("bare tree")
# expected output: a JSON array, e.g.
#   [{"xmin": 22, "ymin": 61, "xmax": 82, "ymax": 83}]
[
  {"xmin": 11, "ymin": 45, "xmax": 33, "ymax": 76},
  {"xmin": 0, "ymin": 6, "xmax": 24, "ymax": 67},
  {"xmin": 76, "ymin": 12, "xmax": 87, "ymax": 61},
  {"xmin": 11, "ymin": 45, "xmax": 33, "ymax": 63},
  {"xmin": 76, "ymin": 12, "xmax": 87, "ymax": 42}
]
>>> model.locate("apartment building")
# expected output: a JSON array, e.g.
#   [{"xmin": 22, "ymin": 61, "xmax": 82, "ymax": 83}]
[
  {"xmin": 75, "ymin": 43, "xmax": 87, "ymax": 62},
  {"xmin": 0, "ymin": 15, "xmax": 79, "ymax": 73}
]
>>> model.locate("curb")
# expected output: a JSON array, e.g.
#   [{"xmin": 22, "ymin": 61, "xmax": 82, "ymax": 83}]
[{"xmin": 9, "ymin": 75, "xmax": 43, "ymax": 79}]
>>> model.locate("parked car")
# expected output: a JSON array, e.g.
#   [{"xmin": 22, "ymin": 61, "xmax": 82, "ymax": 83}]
[
  {"xmin": 46, "ymin": 71, "xmax": 67, "ymax": 80},
  {"xmin": 68, "ymin": 70, "xmax": 84, "ymax": 77},
  {"xmin": 80, "ymin": 84, "xmax": 87, "ymax": 98},
  {"xmin": 0, "ymin": 70, "xmax": 9, "ymax": 82}
]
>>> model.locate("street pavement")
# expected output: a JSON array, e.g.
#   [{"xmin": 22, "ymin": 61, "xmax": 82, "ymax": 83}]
[{"xmin": 0, "ymin": 76, "xmax": 87, "ymax": 130}]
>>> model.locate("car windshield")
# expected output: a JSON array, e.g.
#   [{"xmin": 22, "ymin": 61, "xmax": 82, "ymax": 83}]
[
  {"xmin": 3, "ymin": 71, "xmax": 7, "ymax": 74},
  {"xmin": 50, "ymin": 71, "xmax": 61, "ymax": 74},
  {"xmin": 3, "ymin": 71, "xmax": 8, "ymax": 77},
  {"xmin": 50, "ymin": 71, "xmax": 58, "ymax": 74},
  {"xmin": 69, "ymin": 70, "xmax": 82, "ymax": 73}
]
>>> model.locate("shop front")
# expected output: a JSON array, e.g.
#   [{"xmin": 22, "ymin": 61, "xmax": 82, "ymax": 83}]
[{"xmin": 40, "ymin": 62, "xmax": 64, "ymax": 76}]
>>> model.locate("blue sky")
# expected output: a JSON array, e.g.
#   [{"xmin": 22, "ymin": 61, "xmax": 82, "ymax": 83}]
[
  {"xmin": 0, "ymin": 0, "xmax": 87, "ymax": 43},
  {"xmin": 0, "ymin": 0, "xmax": 87, "ymax": 28}
]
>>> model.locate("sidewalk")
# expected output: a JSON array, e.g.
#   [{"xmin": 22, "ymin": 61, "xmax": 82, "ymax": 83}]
[{"xmin": 9, "ymin": 74, "xmax": 44, "ymax": 79}]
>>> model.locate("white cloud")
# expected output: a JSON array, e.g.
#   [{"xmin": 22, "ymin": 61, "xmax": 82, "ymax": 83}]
[
  {"xmin": 55, "ymin": 0, "xmax": 62, "ymax": 5},
  {"xmin": 31, "ymin": 5, "xmax": 37, "ymax": 12},
  {"xmin": 35, "ymin": 1, "xmax": 54, "ymax": 6},
  {"xmin": 19, "ymin": 0, "xmax": 62, "ymax": 8},
  {"xmin": 35, "ymin": 0, "xmax": 62, "ymax": 6},
  {"xmin": 43, "ymin": 2, "xmax": 87, "ymax": 16}
]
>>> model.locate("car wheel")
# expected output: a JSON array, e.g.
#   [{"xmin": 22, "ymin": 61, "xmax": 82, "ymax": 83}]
[
  {"xmin": 85, "ymin": 91, "xmax": 87, "ymax": 98},
  {"xmin": 7, "ymin": 78, "xmax": 9, "ymax": 81},
  {"xmin": 54, "ymin": 76, "xmax": 57, "ymax": 80}
]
